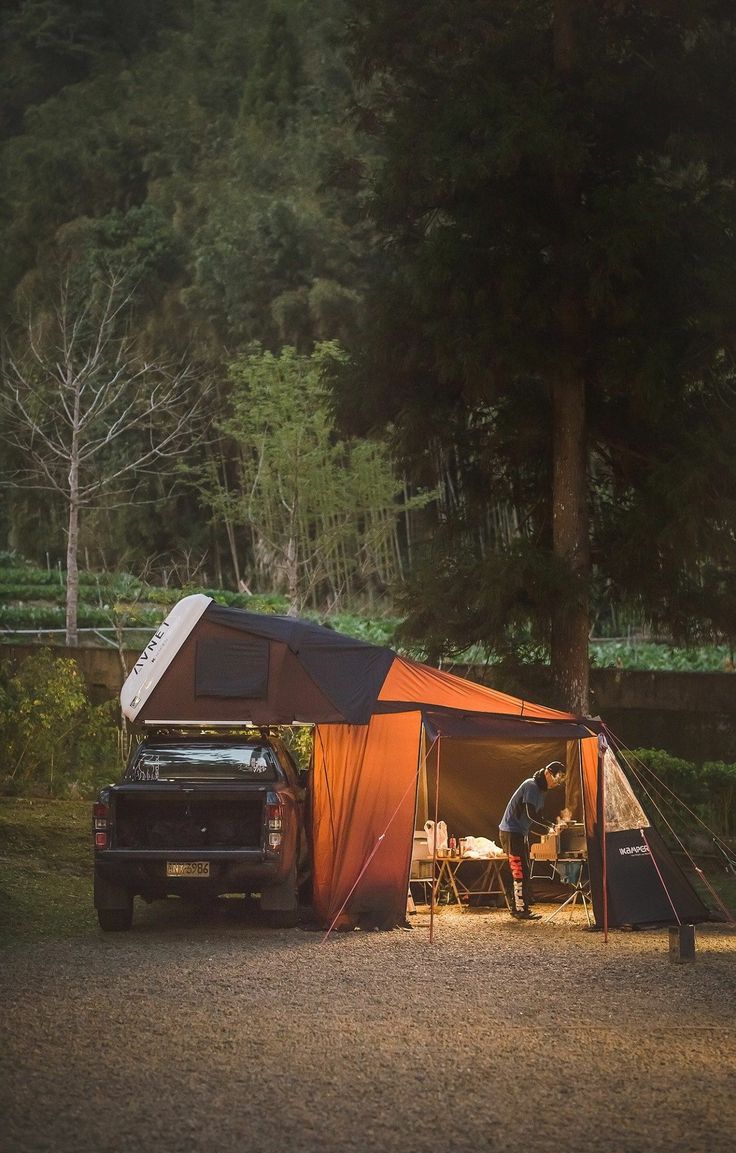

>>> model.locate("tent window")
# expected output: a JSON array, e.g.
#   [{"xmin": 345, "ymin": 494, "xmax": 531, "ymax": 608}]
[
  {"xmin": 602, "ymin": 747, "xmax": 650, "ymax": 831},
  {"xmin": 195, "ymin": 637, "xmax": 270, "ymax": 698}
]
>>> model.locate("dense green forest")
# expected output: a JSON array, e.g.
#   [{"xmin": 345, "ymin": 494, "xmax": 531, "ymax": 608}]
[
  {"xmin": 0, "ymin": 0, "xmax": 395, "ymax": 603},
  {"xmin": 1, "ymin": 2, "xmax": 736, "ymax": 709}
]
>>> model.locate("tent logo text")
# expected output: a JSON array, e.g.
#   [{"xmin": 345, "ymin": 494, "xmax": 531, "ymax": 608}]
[
  {"xmin": 132, "ymin": 622, "xmax": 171, "ymax": 677},
  {"xmin": 618, "ymin": 844, "xmax": 650, "ymax": 856}
]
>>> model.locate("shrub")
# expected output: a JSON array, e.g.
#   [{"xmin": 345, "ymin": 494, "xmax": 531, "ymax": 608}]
[
  {"xmin": 629, "ymin": 747, "xmax": 736, "ymax": 838},
  {"xmin": 0, "ymin": 651, "xmax": 122, "ymax": 798},
  {"xmin": 700, "ymin": 761, "xmax": 736, "ymax": 838}
]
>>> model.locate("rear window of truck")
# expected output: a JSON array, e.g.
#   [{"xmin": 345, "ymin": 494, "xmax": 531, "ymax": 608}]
[{"xmin": 125, "ymin": 743, "xmax": 280, "ymax": 782}]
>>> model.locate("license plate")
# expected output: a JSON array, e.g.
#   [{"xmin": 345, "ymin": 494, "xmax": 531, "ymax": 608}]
[{"xmin": 166, "ymin": 861, "xmax": 210, "ymax": 877}]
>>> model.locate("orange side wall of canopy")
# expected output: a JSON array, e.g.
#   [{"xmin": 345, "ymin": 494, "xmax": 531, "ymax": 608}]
[
  {"xmin": 120, "ymin": 597, "xmax": 711, "ymax": 932},
  {"xmin": 312, "ymin": 712, "xmax": 424, "ymax": 930}
]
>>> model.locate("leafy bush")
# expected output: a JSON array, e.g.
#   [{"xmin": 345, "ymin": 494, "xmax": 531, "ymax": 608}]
[
  {"xmin": 701, "ymin": 761, "xmax": 736, "ymax": 837},
  {"xmin": 326, "ymin": 613, "xmax": 401, "ymax": 647},
  {"xmin": 629, "ymin": 747, "xmax": 736, "ymax": 838},
  {"xmin": 591, "ymin": 640, "xmax": 731, "ymax": 672},
  {"xmin": 0, "ymin": 651, "xmax": 122, "ymax": 798},
  {"xmin": 276, "ymin": 725, "xmax": 313, "ymax": 770},
  {"xmin": 0, "ymin": 583, "xmax": 67, "ymax": 600}
]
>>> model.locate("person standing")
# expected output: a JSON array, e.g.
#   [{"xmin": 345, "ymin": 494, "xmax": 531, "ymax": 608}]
[{"xmin": 499, "ymin": 761, "xmax": 567, "ymax": 919}]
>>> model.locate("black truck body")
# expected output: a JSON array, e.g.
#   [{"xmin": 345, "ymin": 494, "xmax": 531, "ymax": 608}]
[{"xmin": 93, "ymin": 731, "xmax": 306, "ymax": 930}]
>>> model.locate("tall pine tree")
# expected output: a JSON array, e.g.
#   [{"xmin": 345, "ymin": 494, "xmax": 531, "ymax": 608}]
[{"xmin": 338, "ymin": 0, "xmax": 736, "ymax": 711}]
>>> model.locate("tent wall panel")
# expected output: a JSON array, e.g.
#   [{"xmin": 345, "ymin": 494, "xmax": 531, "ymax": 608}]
[
  {"xmin": 582, "ymin": 736, "xmax": 710, "ymax": 927},
  {"xmin": 312, "ymin": 712, "xmax": 422, "ymax": 928},
  {"xmin": 423, "ymin": 738, "xmax": 571, "ymax": 839}
]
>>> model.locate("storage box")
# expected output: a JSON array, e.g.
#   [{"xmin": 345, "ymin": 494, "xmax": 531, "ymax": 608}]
[
  {"xmin": 530, "ymin": 834, "xmax": 558, "ymax": 860},
  {"xmin": 412, "ymin": 831, "xmax": 431, "ymax": 860},
  {"xmin": 559, "ymin": 822, "xmax": 586, "ymax": 855},
  {"xmin": 410, "ymin": 858, "xmax": 433, "ymax": 880}
]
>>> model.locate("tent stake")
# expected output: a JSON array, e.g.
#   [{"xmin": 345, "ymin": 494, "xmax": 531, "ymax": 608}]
[{"xmin": 669, "ymin": 924, "xmax": 696, "ymax": 963}]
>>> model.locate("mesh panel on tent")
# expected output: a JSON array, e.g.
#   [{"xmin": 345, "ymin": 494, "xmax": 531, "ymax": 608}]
[{"xmin": 602, "ymin": 746, "xmax": 650, "ymax": 832}]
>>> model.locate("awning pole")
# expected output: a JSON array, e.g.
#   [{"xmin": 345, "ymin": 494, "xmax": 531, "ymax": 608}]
[
  {"xmin": 601, "ymin": 735, "xmax": 609, "ymax": 944},
  {"xmin": 429, "ymin": 734, "xmax": 441, "ymax": 944}
]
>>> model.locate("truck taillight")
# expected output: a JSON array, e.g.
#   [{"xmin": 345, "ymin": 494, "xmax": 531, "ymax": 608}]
[
  {"xmin": 266, "ymin": 792, "xmax": 283, "ymax": 850},
  {"xmin": 93, "ymin": 800, "xmax": 109, "ymax": 848},
  {"xmin": 93, "ymin": 802, "xmax": 109, "ymax": 827},
  {"xmin": 266, "ymin": 797, "xmax": 283, "ymax": 830}
]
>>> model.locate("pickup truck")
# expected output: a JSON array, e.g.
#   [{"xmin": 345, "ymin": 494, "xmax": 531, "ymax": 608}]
[{"xmin": 93, "ymin": 729, "xmax": 307, "ymax": 931}]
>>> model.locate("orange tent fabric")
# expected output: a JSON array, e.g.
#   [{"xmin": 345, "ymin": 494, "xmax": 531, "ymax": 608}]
[
  {"xmin": 377, "ymin": 655, "xmax": 575, "ymax": 720},
  {"xmin": 116, "ymin": 597, "xmax": 708, "ymax": 932},
  {"xmin": 311, "ymin": 655, "xmax": 598, "ymax": 928},
  {"xmin": 312, "ymin": 711, "xmax": 423, "ymax": 928}
]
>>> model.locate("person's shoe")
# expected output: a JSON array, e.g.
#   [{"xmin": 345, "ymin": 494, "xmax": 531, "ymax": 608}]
[{"xmin": 511, "ymin": 909, "xmax": 542, "ymax": 920}]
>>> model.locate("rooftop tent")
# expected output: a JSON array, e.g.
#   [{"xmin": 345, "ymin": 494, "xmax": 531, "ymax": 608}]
[
  {"xmin": 119, "ymin": 596, "xmax": 712, "ymax": 932},
  {"xmin": 120, "ymin": 595, "xmax": 395, "ymax": 726}
]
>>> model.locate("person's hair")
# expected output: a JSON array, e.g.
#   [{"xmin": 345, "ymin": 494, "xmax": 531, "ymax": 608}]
[{"xmin": 545, "ymin": 760, "xmax": 566, "ymax": 779}]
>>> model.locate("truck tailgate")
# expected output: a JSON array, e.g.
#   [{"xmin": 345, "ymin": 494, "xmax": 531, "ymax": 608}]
[{"xmin": 112, "ymin": 785, "xmax": 267, "ymax": 850}]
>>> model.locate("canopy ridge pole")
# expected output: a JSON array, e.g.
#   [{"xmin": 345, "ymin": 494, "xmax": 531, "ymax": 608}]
[
  {"xmin": 640, "ymin": 828, "xmax": 682, "ymax": 925},
  {"xmin": 576, "ymin": 737, "xmax": 595, "ymax": 927},
  {"xmin": 319, "ymin": 768, "xmax": 424, "ymax": 946}
]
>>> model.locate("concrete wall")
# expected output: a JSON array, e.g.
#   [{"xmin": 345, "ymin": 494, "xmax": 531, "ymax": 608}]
[
  {"xmin": 453, "ymin": 664, "xmax": 736, "ymax": 762},
  {"xmin": 5, "ymin": 644, "xmax": 736, "ymax": 762}
]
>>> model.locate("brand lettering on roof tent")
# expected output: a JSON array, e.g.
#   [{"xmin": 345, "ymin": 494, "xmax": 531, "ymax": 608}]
[
  {"xmin": 132, "ymin": 621, "xmax": 171, "ymax": 677},
  {"xmin": 618, "ymin": 844, "xmax": 650, "ymax": 856}
]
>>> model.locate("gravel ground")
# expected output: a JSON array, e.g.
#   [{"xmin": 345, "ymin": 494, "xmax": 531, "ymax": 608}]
[{"xmin": 1, "ymin": 900, "xmax": 735, "ymax": 1153}]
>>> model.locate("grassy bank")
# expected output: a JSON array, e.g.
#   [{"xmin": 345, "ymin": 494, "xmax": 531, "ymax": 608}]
[{"xmin": 0, "ymin": 798, "xmax": 95, "ymax": 946}]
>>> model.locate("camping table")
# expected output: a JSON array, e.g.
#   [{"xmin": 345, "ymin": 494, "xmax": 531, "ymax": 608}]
[
  {"xmin": 542, "ymin": 857, "xmax": 593, "ymax": 926},
  {"xmin": 433, "ymin": 854, "xmax": 510, "ymax": 910}
]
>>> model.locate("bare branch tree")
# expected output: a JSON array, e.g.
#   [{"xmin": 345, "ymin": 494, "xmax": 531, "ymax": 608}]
[{"xmin": 0, "ymin": 272, "xmax": 201, "ymax": 645}]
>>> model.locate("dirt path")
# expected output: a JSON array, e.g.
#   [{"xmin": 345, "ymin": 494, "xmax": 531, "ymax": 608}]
[{"xmin": 1, "ymin": 903, "xmax": 734, "ymax": 1153}]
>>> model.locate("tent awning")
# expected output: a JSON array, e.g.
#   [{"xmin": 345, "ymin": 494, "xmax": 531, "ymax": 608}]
[{"xmin": 420, "ymin": 708, "xmax": 598, "ymax": 741}]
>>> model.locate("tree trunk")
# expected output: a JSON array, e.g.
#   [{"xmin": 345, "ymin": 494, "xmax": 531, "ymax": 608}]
[
  {"xmin": 66, "ymin": 492, "xmax": 79, "ymax": 647},
  {"xmin": 285, "ymin": 535, "xmax": 299, "ymax": 616},
  {"xmin": 550, "ymin": 0, "xmax": 590, "ymax": 715},
  {"xmin": 550, "ymin": 371, "xmax": 590, "ymax": 714},
  {"xmin": 65, "ymin": 398, "xmax": 81, "ymax": 648}
]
